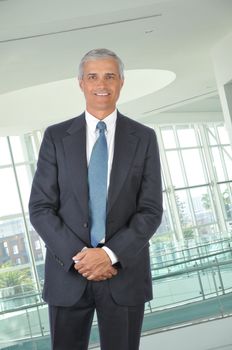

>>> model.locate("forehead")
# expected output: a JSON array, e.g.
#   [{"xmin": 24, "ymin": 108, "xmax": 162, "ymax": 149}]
[{"xmin": 82, "ymin": 58, "xmax": 120, "ymax": 74}]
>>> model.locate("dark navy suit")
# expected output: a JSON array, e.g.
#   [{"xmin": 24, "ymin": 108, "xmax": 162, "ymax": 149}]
[{"xmin": 29, "ymin": 111, "xmax": 163, "ymax": 349}]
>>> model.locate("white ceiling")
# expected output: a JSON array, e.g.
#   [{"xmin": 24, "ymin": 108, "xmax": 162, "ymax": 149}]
[{"xmin": 0, "ymin": 0, "xmax": 231, "ymax": 134}]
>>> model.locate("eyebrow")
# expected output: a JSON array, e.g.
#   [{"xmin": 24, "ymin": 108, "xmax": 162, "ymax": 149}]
[
  {"xmin": 105, "ymin": 73, "xmax": 117, "ymax": 76},
  {"xmin": 86, "ymin": 72, "xmax": 117, "ymax": 76}
]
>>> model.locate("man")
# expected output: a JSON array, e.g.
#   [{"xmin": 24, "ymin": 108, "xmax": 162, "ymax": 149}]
[{"xmin": 29, "ymin": 48, "xmax": 163, "ymax": 350}]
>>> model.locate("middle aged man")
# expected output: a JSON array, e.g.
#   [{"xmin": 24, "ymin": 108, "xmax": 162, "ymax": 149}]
[{"xmin": 29, "ymin": 48, "xmax": 163, "ymax": 350}]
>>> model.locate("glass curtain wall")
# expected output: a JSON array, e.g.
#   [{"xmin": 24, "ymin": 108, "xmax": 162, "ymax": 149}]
[
  {"xmin": 0, "ymin": 123, "xmax": 232, "ymax": 311},
  {"xmin": 153, "ymin": 124, "xmax": 232, "ymax": 245},
  {"xmin": 0, "ymin": 132, "xmax": 44, "ymax": 311}
]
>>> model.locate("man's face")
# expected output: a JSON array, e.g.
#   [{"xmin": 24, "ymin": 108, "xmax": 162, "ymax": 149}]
[{"xmin": 79, "ymin": 58, "xmax": 124, "ymax": 118}]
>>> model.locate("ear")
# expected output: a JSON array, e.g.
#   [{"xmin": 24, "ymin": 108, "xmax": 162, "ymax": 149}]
[
  {"xmin": 120, "ymin": 79, "xmax": 124, "ymax": 89},
  {"xmin": 79, "ymin": 79, "xmax": 84, "ymax": 91}
]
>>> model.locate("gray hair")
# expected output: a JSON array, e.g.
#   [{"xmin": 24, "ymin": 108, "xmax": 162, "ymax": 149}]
[{"xmin": 78, "ymin": 48, "xmax": 124, "ymax": 80}]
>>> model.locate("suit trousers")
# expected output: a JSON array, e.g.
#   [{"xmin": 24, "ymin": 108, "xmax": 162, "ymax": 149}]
[{"xmin": 48, "ymin": 280, "xmax": 145, "ymax": 350}]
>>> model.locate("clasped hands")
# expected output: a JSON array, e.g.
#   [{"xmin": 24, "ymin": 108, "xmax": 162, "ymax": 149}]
[{"xmin": 73, "ymin": 248, "xmax": 118, "ymax": 281}]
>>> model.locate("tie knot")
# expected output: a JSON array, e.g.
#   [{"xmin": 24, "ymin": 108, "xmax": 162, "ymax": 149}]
[{"xmin": 97, "ymin": 121, "xmax": 107, "ymax": 132}]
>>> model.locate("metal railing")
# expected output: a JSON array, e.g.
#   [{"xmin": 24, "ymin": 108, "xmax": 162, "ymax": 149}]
[{"xmin": 1, "ymin": 237, "xmax": 232, "ymax": 349}]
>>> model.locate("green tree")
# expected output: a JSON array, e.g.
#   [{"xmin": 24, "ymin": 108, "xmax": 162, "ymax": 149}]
[
  {"xmin": 201, "ymin": 193, "xmax": 211, "ymax": 210},
  {"xmin": 0, "ymin": 262, "xmax": 34, "ymax": 294}
]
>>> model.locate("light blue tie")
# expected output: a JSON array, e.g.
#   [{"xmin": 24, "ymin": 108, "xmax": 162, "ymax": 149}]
[{"xmin": 88, "ymin": 121, "xmax": 108, "ymax": 247}]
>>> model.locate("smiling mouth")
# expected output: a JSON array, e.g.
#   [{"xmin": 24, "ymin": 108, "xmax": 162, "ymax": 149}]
[{"xmin": 94, "ymin": 92, "xmax": 110, "ymax": 96}]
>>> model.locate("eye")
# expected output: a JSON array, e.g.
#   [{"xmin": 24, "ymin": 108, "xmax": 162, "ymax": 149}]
[
  {"xmin": 105, "ymin": 74, "xmax": 116, "ymax": 80},
  {"xmin": 87, "ymin": 74, "xmax": 97, "ymax": 80}
]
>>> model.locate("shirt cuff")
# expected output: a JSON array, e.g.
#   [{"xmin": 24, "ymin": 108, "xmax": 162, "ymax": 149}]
[{"xmin": 102, "ymin": 246, "xmax": 118, "ymax": 265}]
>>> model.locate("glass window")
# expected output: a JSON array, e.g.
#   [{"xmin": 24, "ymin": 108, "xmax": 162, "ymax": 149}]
[
  {"xmin": 155, "ymin": 193, "xmax": 174, "ymax": 237},
  {"xmin": 190, "ymin": 187, "xmax": 216, "ymax": 225},
  {"xmin": 217, "ymin": 125, "xmax": 230, "ymax": 145},
  {"xmin": 181, "ymin": 149, "xmax": 207, "ymax": 186},
  {"xmin": 15, "ymin": 165, "xmax": 34, "ymax": 213},
  {"xmin": 175, "ymin": 189, "xmax": 194, "ymax": 227},
  {"xmin": 0, "ymin": 168, "xmax": 21, "ymax": 216},
  {"xmin": 3, "ymin": 241, "xmax": 9, "ymax": 256},
  {"xmin": 9, "ymin": 136, "xmax": 27, "ymax": 163},
  {"xmin": 161, "ymin": 128, "xmax": 176, "ymax": 149},
  {"xmin": 223, "ymin": 146, "xmax": 232, "ymax": 180},
  {"xmin": 0, "ymin": 137, "xmax": 11, "ymax": 166},
  {"xmin": 166, "ymin": 151, "xmax": 185, "ymax": 188},
  {"xmin": 35, "ymin": 240, "xmax": 41, "ymax": 250},
  {"xmin": 211, "ymin": 147, "xmax": 225, "ymax": 181},
  {"xmin": 219, "ymin": 184, "xmax": 232, "ymax": 220},
  {"xmin": 0, "ymin": 217, "xmax": 37, "ymax": 303},
  {"xmin": 16, "ymin": 257, "xmax": 21, "ymax": 264},
  {"xmin": 177, "ymin": 126, "xmax": 198, "ymax": 148},
  {"xmin": 207, "ymin": 127, "xmax": 217, "ymax": 145},
  {"xmin": 13, "ymin": 245, "xmax": 19, "ymax": 255}
]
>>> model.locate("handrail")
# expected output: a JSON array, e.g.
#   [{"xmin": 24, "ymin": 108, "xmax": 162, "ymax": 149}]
[
  {"xmin": 1, "ymin": 252, "xmax": 232, "ymax": 316},
  {"xmin": 153, "ymin": 258, "xmax": 232, "ymax": 280},
  {"xmin": 0, "ymin": 300, "xmax": 46, "ymax": 316},
  {"xmin": 151, "ymin": 248, "xmax": 232, "ymax": 270}
]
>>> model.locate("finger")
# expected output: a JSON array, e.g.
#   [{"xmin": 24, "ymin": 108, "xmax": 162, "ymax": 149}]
[
  {"xmin": 77, "ymin": 266, "xmax": 90, "ymax": 274},
  {"xmin": 72, "ymin": 251, "xmax": 87, "ymax": 261},
  {"xmin": 87, "ymin": 274, "xmax": 95, "ymax": 280},
  {"xmin": 111, "ymin": 269, "xmax": 118, "ymax": 276}
]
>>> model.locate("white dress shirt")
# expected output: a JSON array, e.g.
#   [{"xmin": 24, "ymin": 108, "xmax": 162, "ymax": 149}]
[{"xmin": 85, "ymin": 110, "xmax": 118, "ymax": 264}]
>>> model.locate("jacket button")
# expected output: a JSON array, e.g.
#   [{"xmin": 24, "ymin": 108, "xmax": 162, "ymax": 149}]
[{"xmin": 83, "ymin": 222, "xmax": 88, "ymax": 228}]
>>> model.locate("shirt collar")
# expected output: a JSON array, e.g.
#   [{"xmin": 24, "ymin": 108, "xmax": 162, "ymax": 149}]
[{"xmin": 85, "ymin": 109, "xmax": 117, "ymax": 133}]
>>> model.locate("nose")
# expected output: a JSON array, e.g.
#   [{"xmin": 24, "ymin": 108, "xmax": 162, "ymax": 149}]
[{"xmin": 96, "ymin": 76, "xmax": 107, "ymax": 88}]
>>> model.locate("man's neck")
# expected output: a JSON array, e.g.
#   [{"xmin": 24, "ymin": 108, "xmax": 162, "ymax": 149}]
[{"xmin": 86, "ymin": 107, "xmax": 116, "ymax": 120}]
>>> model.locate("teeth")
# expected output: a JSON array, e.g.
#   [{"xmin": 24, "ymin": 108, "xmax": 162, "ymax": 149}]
[{"xmin": 95, "ymin": 93, "xmax": 109, "ymax": 96}]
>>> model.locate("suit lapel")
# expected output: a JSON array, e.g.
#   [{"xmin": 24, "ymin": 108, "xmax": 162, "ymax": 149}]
[
  {"xmin": 62, "ymin": 113, "xmax": 89, "ymax": 223},
  {"xmin": 62, "ymin": 112, "xmax": 139, "ymax": 244},
  {"xmin": 107, "ymin": 113, "xmax": 139, "ymax": 216}
]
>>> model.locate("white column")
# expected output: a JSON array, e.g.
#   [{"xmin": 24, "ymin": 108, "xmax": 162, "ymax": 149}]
[{"xmin": 212, "ymin": 32, "xmax": 232, "ymax": 146}]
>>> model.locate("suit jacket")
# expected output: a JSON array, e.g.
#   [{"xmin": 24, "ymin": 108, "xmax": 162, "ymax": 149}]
[{"xmin": 29, "ymin": 111, "xmax": 163, "ymax": 307}]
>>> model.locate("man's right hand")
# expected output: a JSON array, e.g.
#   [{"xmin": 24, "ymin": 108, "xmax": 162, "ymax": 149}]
[{"xmin": 73, "ymin": 248, "xmax": 118, "ymax": 281}]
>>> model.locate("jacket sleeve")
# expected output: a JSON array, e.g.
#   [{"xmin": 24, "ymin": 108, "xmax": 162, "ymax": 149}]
[
  {"xmin": 29, "ymin": 128, "xmax": 86, "ymax": 272},
  {"xmin": 105, "ymin": 129, "xmax": 163, "ymax": 268}
]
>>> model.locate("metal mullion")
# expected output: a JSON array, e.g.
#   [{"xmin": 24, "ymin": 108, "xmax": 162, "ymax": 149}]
[
  {"xmin": 155, "ymin": 126, "xmax": 183, "ymax": 241},
  {"xmin": 194, "ymin": 124, "xmax": 211, "ymax": 185},
  {"xmin": 220, "ymin": 144, "xmax": 232, "ymax": 181},
  {"xmin": 174, "ymin": 126, "xmax": 198, "ymax": 234},
  {"xmin": 193, "ymin": 124, "xmax": 219, "ymax": 234},
  {"xmin": 0, "ymin": 163, "xmax": 12, "ymax": 170},
  {"xmin": 222, "ymin": 182, "xmax": 232, "ymax": 224},
  {"xmin": 32, "ymin": 130, "xmax": 44, "ymax": 156},
  {"xmin": 173, "ymin": 183, "xmax": 211, "ymax": 191},
  {"xmin": 200, "ymin": 124, "xmax": 227, "ymax": 235},
  {"xmin": 215, "ymin": 125, "xmax": 230, "ymax": 181}
]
